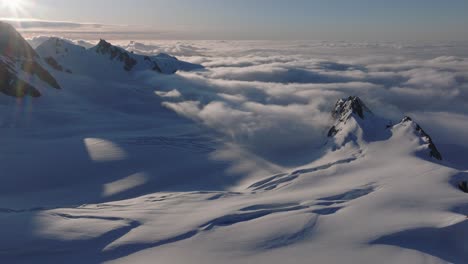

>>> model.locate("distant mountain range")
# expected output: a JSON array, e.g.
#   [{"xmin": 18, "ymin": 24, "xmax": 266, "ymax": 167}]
[
  {"xmin": 36, "ymin": 38, "xmax": 203, "ymax": 77},
  {"xmin": 0, "ymin": 21, "xmax": 203, "ymax": 98}
]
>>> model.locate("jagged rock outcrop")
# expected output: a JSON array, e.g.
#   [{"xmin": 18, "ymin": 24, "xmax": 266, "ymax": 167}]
[
  {"xmin": 332, "ymin": 96, "xmax": 372, "ymax": 121},
  {"xmin": 44, "ymin": 56, "xmax": 72, "ymax": 73},
  {"xmin": 95, "ymin": 39, "xmax": 138, "ymax": 72},
  {"xmin": 328, "ymin": 96, "xmax": 373, "ymax": 137},
  {"xmin": 0, "ymin": 22, "xmax": 61, "ymax": 98}
]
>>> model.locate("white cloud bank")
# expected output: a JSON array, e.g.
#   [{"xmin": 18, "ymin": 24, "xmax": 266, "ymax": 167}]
[
  {"xmin": 22, "ymin": 35, "xmax": 468, "ymax": 165},
  {"xmin": 135, "ymin": 40, "xmax": 468, "ymax": 163}
]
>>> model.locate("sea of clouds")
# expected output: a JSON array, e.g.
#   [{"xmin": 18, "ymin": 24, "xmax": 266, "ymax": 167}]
[{"xmin": 27, "ymin": 37, "xmax": 468, "ymax": 167}]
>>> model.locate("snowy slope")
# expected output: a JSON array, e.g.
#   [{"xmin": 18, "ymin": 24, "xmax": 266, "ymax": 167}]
[
  {"xmin": 0, "ymin": 26, "xmax": 467, "ymax": 264},
  {"xmin": 36, "ymin": 37, "xmax": 203, "ymax": 78},
  {"xmin": 1, "ymin": 93, "xmax": 466, "ymax": 263}
]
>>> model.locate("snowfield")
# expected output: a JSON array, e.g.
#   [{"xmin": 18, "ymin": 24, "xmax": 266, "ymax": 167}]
[{"xmin": 0, "ymin": 26, "xmax": 467, "ymax": 263}]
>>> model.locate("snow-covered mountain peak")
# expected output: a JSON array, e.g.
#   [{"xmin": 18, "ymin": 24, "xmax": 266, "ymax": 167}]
[
  {"xmin": 327, "ymin": 96, "xmax": 442, "ymax": 161},
  {"xmin": 37, "ymin": 37, "xmax": 86, "ymax": 56},
  {"xmin": 95, "ymin": 39, "xmax": 114, "ymax": 50},
  {"xmin": 332, "ymin": 96, "xmax": 372, "ymax": 121},
  {"xmin": 35, "ymin": 37, "xmax": 83, "ymax": 74},
  {"xmin": 327, "ymin": 96, "xmax": 382, "ymax": 143},
  {"xmin": 91, "ymin": 39, "xmax": 138, "ymax": 71},
  {"xmin": 392, "ymin": 116, "xmax": 443, "ymax": 160}
]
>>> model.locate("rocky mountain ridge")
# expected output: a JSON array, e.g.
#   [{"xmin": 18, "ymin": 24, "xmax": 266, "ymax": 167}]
[{"xmin": 0, "ymin": 22, "xmax": 61, "ymax": 98}]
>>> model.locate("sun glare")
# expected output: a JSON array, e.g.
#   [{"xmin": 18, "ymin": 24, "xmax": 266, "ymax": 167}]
[{"xmin": 1, "ymin": 0, "xmax": 26, "ymax": 16}]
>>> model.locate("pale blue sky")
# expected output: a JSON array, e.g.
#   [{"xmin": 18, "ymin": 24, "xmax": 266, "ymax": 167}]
[{"xmin": 2, "ymin": 0, "xmax": 468, "ymax": 40}]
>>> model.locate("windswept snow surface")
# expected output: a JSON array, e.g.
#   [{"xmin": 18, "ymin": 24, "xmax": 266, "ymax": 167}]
[{"xmin": 1, "ymin": 38, "xmax": 468, "ymax": 263}]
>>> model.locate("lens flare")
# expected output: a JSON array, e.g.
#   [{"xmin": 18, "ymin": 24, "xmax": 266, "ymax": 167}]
[{"xmin": 1, "ymin": 0, "xmax": 27, "ymax": 16}]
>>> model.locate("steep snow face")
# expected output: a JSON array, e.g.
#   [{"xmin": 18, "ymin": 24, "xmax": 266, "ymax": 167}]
[
  {"xmin": 36, "ymin": 37, "xmax": 203, "ymax": 78},
  {"xmin": 0, "ymin": 22, "xmax": 61, "ymax": 97},
  {"xmin": 392, "ymin": 116, "xmax": 443, "ymax": 160},
  {"xmin": 33, "ymin": 38, "xmax": 80, "ymax": 74}
]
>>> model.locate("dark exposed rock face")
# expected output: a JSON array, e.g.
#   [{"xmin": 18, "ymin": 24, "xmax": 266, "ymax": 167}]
[
  {"xmin": 21, "ymin": 60, "xmax": 61, "ymax": 89},
  {"xmin": 332, "ymin": 96, "xmax": 372, "ymax": 120},
  {"xmin": 95, "ymin": 39, "xmax": 138, "ymax": 72},
  {"xmin": 45, "ymin": 57, "xmax": 63, "ymax": 71},
  {"xmin": 328, "ymin": 96, "xmax": 372, "ymax": 137},
  {"xmin": 0, "ymin": 60, "xmax": 41, "ymax": 97},
  {"xmin": 44, "ymin": 56, "xmax": 72, "ymax": 74},
  {"xmin": 144, "ymin": 56, "xmax": 164, "ymax": 73},
  {"xmin": 0, "ymin": 21, "xmax": 61, "ymax": 98},
  {"xmin": 459, "ymin": 181, "xmax": 468, "ymax": 193},
  {"xmin": 0, "ymin": 22, "xmax": 37, "ymax": 60},
  {"xmin": 327, "ymin": 126, "xmax": 339, "ymax": 137},
  {"xmin": 400, "ymin": 116, "xmax": 443, "ymax": 161}
]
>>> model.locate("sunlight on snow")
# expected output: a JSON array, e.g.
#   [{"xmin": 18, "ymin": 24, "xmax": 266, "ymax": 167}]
[
  {"xmin": 84, "ymin": 138, "xmax": 128, "ymax": 162},
  {"xmin": 103, "ymin": 173, "xmax": 149, "ymax": 197}
]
